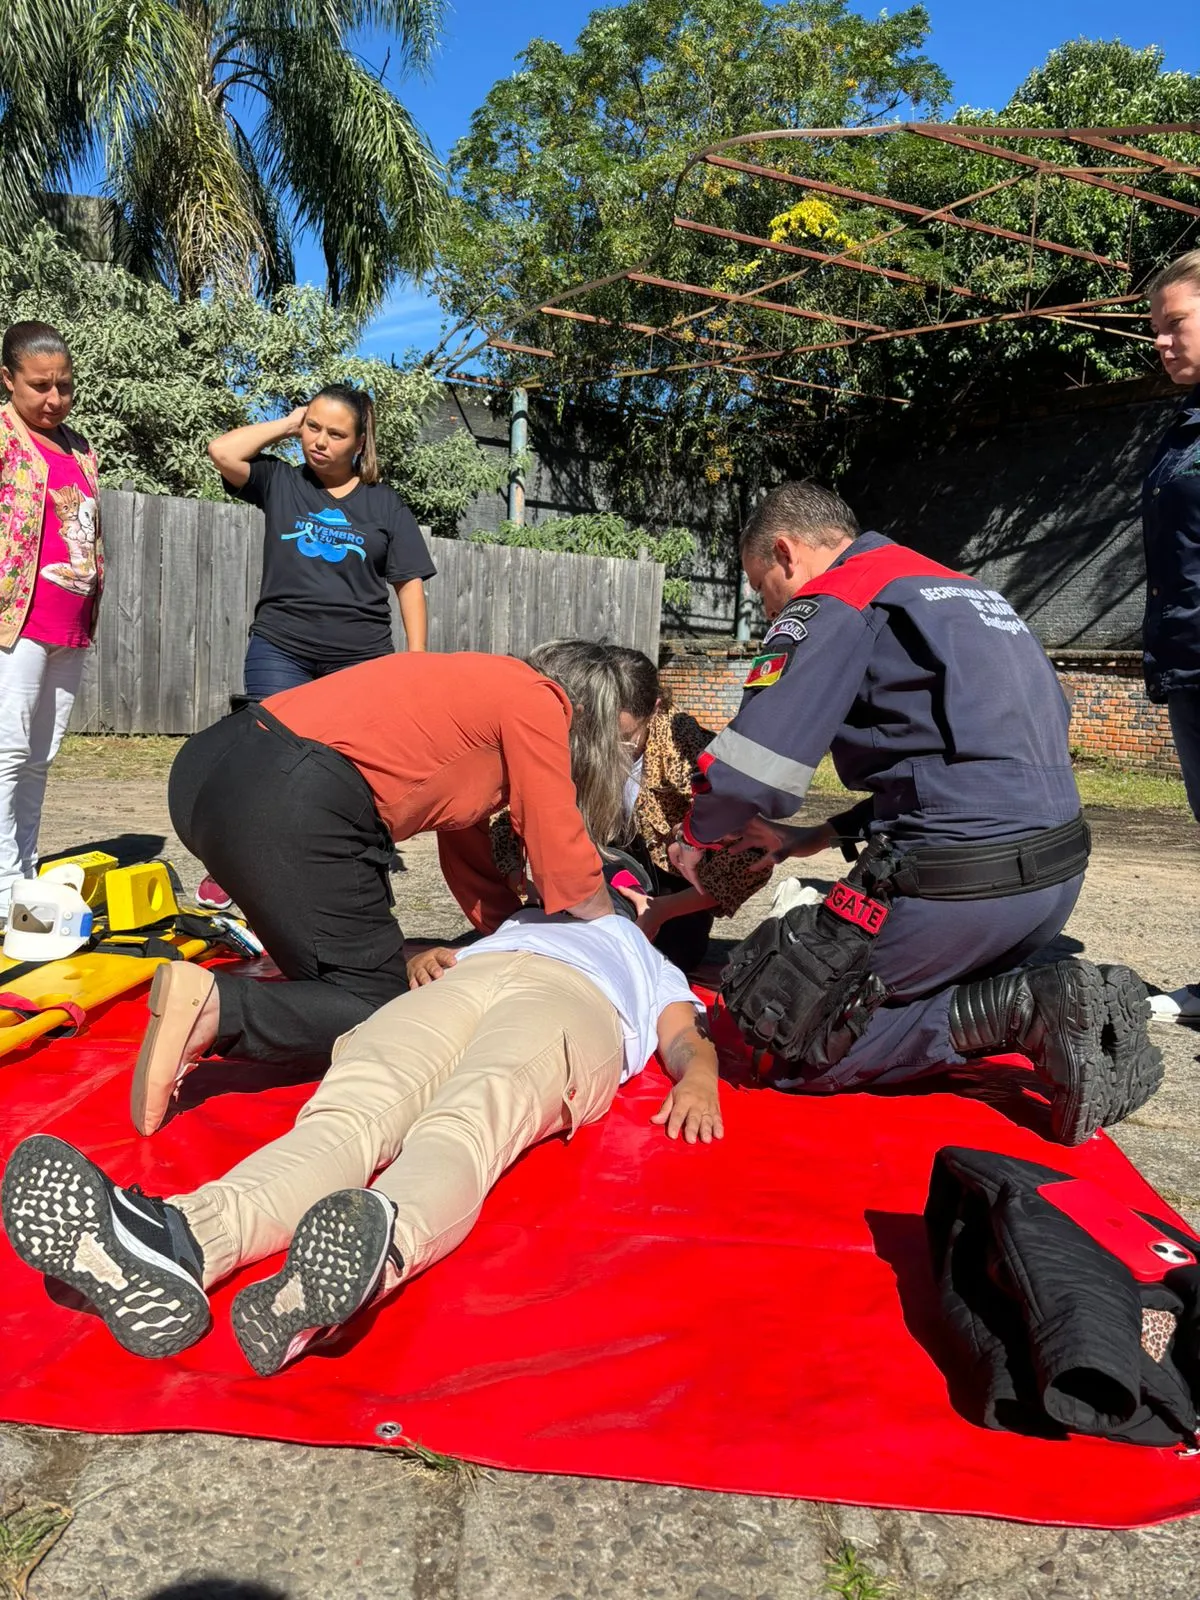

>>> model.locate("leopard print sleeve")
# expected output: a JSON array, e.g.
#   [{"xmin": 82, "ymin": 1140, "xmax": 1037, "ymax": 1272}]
[
  {"xmin": 694, "ymin": 840, "xmax": 773, "ymax": 916},
  {"xmin": 660, "ymin": 712, "xmax": 774, "ymax": 915},
  {"xmin": 489, "ymin": 809, "xmax": 525, "ymax": 883}
]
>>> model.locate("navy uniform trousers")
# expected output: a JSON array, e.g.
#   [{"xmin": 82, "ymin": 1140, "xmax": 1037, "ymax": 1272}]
[{"xmin": 805, "ymin": 874, "xmax": 1083, "ymax": 1092}]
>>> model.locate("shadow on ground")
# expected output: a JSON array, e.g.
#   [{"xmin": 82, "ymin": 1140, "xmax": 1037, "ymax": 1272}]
[
  {"xmin": 42, "ymin": 832, "xmax": 167, "ymax": 865},
  {"xmin": 147, "ymin": 1583, "xmax": 291, "ymax": 1600}
]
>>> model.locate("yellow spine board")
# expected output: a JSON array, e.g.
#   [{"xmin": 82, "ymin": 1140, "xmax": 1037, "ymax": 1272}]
[{"xmin": 0, "ymin": 937, "xmax": 212, "ymax": 1060}]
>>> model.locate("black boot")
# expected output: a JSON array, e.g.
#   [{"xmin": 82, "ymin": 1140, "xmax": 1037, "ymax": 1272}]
[
  {"xmin": 948, "ymin": 959, "xmax": 1110, "ymax": 1146},
  {"xmin": 1095, "ymin": 964, "xmax": 1164, "ymax": 1127}
]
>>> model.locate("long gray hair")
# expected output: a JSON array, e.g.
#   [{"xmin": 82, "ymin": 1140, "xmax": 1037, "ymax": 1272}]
[{"xmin": 527, "ymin": 639, "xmax": 660, "ymax": 848}]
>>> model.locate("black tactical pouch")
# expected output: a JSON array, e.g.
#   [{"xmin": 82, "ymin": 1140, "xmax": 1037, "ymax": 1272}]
[{"xmin": 720, "ymin": 837, "xmax": 899, "ymax": 1076}]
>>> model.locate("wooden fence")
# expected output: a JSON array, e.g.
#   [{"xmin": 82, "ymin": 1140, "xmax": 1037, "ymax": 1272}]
[{"xmin": 69, "ymin": 490, "xmax": 665, "ymax": 735}]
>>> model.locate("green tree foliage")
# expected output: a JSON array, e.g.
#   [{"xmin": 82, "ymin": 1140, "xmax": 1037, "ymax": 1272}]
[
  {"xmin": 437, "ymin": 0, "xmax": 948, "ymax": 362},
  {"xmin": 1, "ymin": 0, "xmax": 446, "ymax": 315},
  {"xmin": 436, "ymin": 24, "xmax": 1200, "ymax": 497},
  {"xmin": 433, "ymin": 0, "xmax": 948, "ymax": 519},
  {"xmin": 860, "ymin": 41, "xmax": 1200, "ymax": 405},
  {"xmin": 0, "ymin": 226, "xmax": 502, "ymax": 530},
  {"xmin": 0, "ymin": 0, "xmax": 89, "ymax": 246},
  {"xmin": 471, "ymin": 513, "xmax": 696, "ymax": 607}
]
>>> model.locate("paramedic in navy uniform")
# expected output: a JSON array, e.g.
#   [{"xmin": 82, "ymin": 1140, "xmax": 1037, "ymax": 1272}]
[{"xmin": 670, "ymin": 480, "xmax": 1160, "ymax": 1145}]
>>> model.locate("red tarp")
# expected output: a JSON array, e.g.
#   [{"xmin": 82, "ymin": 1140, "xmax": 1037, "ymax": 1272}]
[{"xmin": 2, "ymin": 977, "xmax": 1198, "ymax": 1528}]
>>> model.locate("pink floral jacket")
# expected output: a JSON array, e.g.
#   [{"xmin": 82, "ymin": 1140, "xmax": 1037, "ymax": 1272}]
[{"xmin": 0, "ymin": 405, "xmax": 103, "ymax": 649}]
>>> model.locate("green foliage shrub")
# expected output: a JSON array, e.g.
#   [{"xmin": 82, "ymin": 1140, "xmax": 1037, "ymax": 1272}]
[
  {"xmin": 0, "ymin": 225, "xmax": 504, "ymax": 533},
  {"xmin": 471, "ymin": 512, "xmax": 696, "ymax": 606}
]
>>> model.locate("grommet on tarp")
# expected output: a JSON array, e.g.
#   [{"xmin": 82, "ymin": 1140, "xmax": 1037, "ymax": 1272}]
[{"xmin": 374, "ymin": 1420, "xmax": 404, "ymax": 1442}]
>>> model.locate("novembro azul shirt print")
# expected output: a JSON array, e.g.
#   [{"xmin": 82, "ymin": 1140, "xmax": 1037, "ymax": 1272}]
[{"xmin": 226, "ymin": 454, "xmax": 437, "ymax": 665}]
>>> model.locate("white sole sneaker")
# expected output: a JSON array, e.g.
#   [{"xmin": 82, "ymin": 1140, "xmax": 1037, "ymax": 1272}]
[
  {"xmin": 1, "ymin": 1135, "xmax": 210, "ymax": 1358},
  {"xmin": 230, "ymin": 1189, "xmax": 397, "ymax": 1377},
  {"xmin": 1149, "ymin": 986, "xmax": 1200, "ymax": 1025}
]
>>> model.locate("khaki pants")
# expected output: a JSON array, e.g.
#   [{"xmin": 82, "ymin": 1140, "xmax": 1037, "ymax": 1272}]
[{"xmin": 172, "ymin": 952, "xmax": 625, "ymax": 1289}]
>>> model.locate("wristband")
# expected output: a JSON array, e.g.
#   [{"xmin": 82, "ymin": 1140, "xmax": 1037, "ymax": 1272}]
[{"xmin": 679, "ymin": 816, "xmax": 720, "ymax": 851}]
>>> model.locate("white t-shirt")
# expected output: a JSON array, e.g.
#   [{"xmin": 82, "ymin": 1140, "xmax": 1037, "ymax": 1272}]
[{"xmin": 455, "ymin": 910, "xmax": 701, "ymax": 1082}]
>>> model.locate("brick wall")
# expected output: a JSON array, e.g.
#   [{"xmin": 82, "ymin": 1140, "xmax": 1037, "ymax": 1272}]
[
  {"xmin": 1052, "ymin": 656, "xmax": 1180, "ymax": 779},
  {"xmin": 659, "ymin": 641, "xmax": 757, "ymax": 732},
  {"xmin": 659, "ymin": 642, "xmax": 1183, "ymax": 781}
]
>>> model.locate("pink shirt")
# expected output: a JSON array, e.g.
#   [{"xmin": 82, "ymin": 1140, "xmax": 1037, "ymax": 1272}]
[{"xmin": 23, "ymin": 438, "xmax": 98, "ymax": 649}]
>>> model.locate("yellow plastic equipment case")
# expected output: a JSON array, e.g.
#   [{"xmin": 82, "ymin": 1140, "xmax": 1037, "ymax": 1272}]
[
  {"xmin": 104, "ymin": 862, "xmax": 181, "ymax": 932},
  {"xmin": 38, "ymin": 851, "xmax": 119, "ymax": 908}
]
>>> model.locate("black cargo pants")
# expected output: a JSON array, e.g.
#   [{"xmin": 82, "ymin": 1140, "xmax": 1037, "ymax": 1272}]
[{"xmin": 168, "ymin": 707, "xmax": 407, "ymax": 1069}]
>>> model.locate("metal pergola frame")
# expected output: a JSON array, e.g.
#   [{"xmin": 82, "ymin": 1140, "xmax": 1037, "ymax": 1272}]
[{"xmin": 435, "ymin": 121, "xmax": 1200, "ymax": 410}]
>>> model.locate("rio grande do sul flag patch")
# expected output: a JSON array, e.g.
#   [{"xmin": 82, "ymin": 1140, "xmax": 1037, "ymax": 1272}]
[{"xmin": 744, "ymin": 651, "xmax": 788, "ymax": 689}]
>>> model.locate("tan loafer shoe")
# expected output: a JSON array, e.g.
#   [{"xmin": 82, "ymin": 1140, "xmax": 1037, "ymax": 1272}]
[{"xmin": 131, "ymin": 963, "xmax": 218, "ymax": 1136}]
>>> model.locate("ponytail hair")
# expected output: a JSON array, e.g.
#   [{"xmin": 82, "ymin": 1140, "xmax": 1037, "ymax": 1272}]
[
  {"xmin": 2, "ymin": 322, "xmax": 71, "ymax": 385},
  {"xmin": 313, "ymin": 383, "xmax": 379, "ymax": 484}
]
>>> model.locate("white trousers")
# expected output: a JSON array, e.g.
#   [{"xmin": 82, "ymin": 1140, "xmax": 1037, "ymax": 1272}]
[{"xmin": 0, "ymin": 637, "xmax": 85, "ymax": 912}]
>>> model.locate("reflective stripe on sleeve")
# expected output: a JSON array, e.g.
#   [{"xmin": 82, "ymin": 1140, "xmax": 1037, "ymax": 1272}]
[{"xmin": 706, "ymin": 727, "xmax": 816, "ymax": 803}]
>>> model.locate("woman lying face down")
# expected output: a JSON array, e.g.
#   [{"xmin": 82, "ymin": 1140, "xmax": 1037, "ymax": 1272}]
[{"xmin": 1, "ymin": 905, "xmax": 721, "ymax": 1376}]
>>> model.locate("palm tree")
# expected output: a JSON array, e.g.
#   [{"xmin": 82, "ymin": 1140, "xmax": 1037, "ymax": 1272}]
[
  {"xmin": 0, "ymin": 0, "xmax": 90, "ymax": 246},
  {"xmin": 2, "ymin": 0, "xmax": 446, "ymax": 317}
]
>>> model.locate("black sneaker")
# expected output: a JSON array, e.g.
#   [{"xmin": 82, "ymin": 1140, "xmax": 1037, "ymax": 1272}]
[
  {"xmin": 1097, "ymin": 963, "xmax": 1165, "ymax": 1127},
  {"xmin": 2, "ymin": 1135, "xmax": 210, "ymax": 1359},
  {"xmin": 231, "ymin": 1189, "xmax": 399, "ymax": 1377}
]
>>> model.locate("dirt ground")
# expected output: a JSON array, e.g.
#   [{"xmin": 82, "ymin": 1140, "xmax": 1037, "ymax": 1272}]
[{"xmin": 2, "ymin": 776, "xmax": 1200, "ymax": 1600}]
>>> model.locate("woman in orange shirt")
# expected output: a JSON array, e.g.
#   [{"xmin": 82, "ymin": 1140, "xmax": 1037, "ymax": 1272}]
[
  {"xmin": 492, "ymin": 646, "xmax": 771, "ymax": 972},
  {"xmin": 132, "ymin": 644, "xmax": 634, "ymax": 1135}
]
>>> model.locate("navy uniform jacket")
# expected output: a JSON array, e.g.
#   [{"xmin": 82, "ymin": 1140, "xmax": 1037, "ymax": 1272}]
[
  {"xmin": 684, "ymin": 532, "xmax": 1079, "ymax": 849},
  {"xmin": 1142, "ymin": 385, "xmax": 1200, "ymax": 703}
]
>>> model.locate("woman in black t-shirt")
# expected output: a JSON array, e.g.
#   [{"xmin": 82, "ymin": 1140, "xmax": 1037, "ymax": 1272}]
[{"xmin": 208, "ymin": 385, "xmax": 436, "ymax": 701}]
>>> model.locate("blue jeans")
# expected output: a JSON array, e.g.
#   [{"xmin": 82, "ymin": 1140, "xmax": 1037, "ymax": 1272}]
[
  {"xmin": 1167, "ymin": 692, "xmax": 1200, "ymax": 824},
  {"xmin": 243, "ymin": 635, "xmax": 377, "ymax": 701}
]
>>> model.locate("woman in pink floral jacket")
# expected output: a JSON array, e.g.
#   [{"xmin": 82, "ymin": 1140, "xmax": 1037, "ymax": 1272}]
[{"xmin": 0, "ymin": 322, "xmax": 103, "ymax": 922}]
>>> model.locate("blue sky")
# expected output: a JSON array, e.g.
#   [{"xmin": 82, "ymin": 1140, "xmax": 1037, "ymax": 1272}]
[{"xmin": 336, "ymin": 0, "xmax": 1198, "ymax": 364}]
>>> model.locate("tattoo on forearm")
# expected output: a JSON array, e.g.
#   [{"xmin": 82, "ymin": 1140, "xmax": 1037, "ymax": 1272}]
[{"xmin": 663, "ymin": 1016, "xmax": 711, "ymax": 1080}]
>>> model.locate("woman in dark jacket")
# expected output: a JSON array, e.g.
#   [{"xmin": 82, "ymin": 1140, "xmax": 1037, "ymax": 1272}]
[{"xmin": 1143, "ymin": 251, "xmax": 1200, "ymax": 1020}]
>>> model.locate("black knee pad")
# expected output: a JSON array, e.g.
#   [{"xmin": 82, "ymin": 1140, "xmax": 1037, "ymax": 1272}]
[{"xmin": 721, "ymin": 900, "xmax": 888, "ymax": 1071}]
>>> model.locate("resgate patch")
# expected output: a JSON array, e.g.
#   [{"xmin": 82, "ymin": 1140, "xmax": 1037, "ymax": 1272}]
[
  {"xmin": 763, "ymin": 597, "xmax": 821, "ymax": 650},
  {"xmin": 744, "ymin": 651, "xmax": 789, "ymax": 689},
  {"xmin": 825, "ymin": 881, "xmax": 889, "ymax": 935},
  {"xmin": 763, "ymin": 616, "xmax": 809, "ymax": 646},
  {"xmin": 776, "ymin": 597, "xmax": 821, "ymax": 626}
]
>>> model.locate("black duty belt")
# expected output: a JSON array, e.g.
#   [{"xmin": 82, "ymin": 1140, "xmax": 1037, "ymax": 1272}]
[{"xmin": 884, "ymin": 813, "xmax": 1090, "ymax": 902}]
